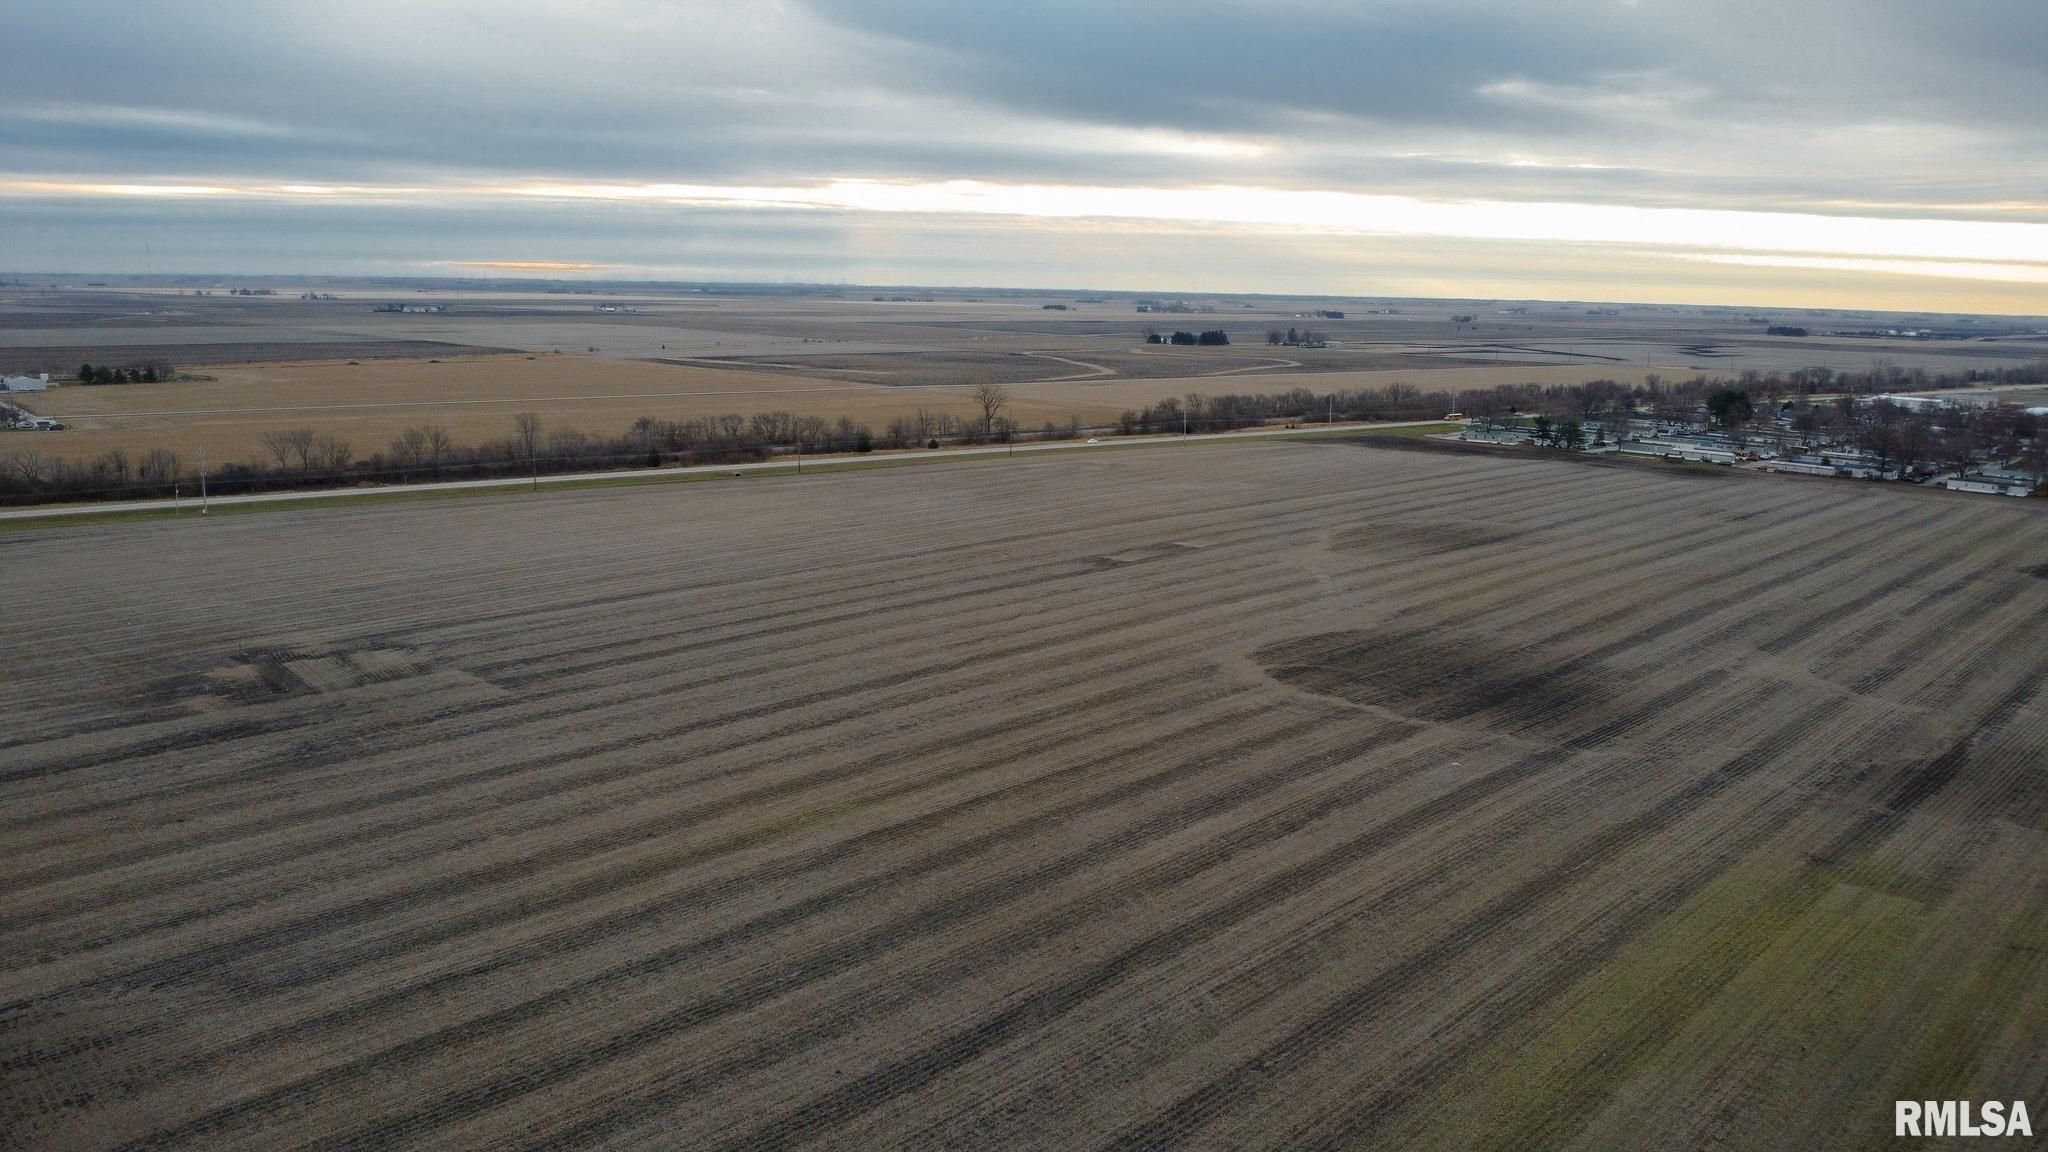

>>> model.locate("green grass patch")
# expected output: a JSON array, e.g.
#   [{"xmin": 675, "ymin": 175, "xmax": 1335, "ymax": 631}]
[{"xmin": 1380, "ymin": 848, "xmax": 1928, "ymax": 1151}]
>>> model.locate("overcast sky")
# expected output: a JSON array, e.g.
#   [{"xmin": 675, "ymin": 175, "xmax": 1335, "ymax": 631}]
[{"xmin": 4, "ymin": 1, "xmax": 2046, "ymax": 311}]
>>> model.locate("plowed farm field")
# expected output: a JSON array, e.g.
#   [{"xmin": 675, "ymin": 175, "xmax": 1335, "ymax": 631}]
[{"xmin": 3, "ymin": 440, "xmax": 2045, "ymax": 1151}]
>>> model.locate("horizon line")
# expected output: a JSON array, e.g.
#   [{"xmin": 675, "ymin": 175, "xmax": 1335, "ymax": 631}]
[{"xmin": 6, "ymin": 271, "xmax": 2046, "ymax": 322}]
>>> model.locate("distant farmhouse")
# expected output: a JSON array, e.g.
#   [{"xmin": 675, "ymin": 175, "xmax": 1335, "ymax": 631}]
[
  {"xmin": 373, "ymin": 303, "xmax": 448, "ymax": 313},
  {"xmin": 2, "ymin": 373, "xmax": 50, "ymax": 392}
]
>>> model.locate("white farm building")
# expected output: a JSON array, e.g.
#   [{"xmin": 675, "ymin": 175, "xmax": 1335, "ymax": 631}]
[
  {"xmin": 1941, "ymin": 473, "xmax": 2035, "ymax": 497},
  {"xmin": 2, "ymin": 373, "xmax": 50, "ymax": 392}
]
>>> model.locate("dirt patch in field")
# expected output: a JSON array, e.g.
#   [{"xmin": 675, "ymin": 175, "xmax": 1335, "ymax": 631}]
[
  {"xmin": 1255, "ymin": 628, "xmax": 1607, "ymax": 724},
  {"xmin": 139, "ymin": 645, "xmax": 450, "ymax": 711}
]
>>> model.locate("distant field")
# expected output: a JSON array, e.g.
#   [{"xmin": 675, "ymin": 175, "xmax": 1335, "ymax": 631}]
[
  {"xmin": 3, "ymin": 441, "xmax": 2043, "ymax": 1150},
  {"xmin": 18, "ymin": 348, "xmax": 2048, "ymax": 468},
  {"xmin": 8, "ymin": 348, "xmax": 1753, "ymax": 463},
  {"xmin": 8, "ymin": 355, "xmax": 1147, "ymax": 463},
  {"xmin": 2, "ymin": 354, "xmax": 1544, "ymax": 465},
  {"xmin": 1947, "ymin": 384, "xmax": 2048, "ymax": 407},
  {"xmin": 4, "ymin": 284, "xmax": 2045, "ymax": 468},
  {"xmin": 0, "ymin": 339, "xmax": 500, "ymax": 371},
  {"xmin": 688, "ymin": 347, "xmax": 1545, "ymax": 384}
]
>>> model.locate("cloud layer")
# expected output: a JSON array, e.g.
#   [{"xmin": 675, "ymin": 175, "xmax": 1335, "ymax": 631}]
[{"xmin": 4, "ymin": 1, "xmax": 2046, "ymax": 309}]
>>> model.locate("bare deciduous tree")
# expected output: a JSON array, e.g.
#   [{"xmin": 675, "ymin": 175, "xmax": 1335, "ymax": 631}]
[
  {"xmin": 548, "ymin": 427, "xmax": 588, "ymax": 460},
  {"xmin": 1941, "ymin": 423, "xmax": 1980, "ymax": 477},
  {"xmin": 1896, "ymin": 415, "xmax": 1933, "ymax": 476},
  {"xmin": 260, "ymin": 428, "xmax": 313, "ymax": 471},
  {"xmin": 313, "ymin": 434, "xmax": 351, "ymax": 472},
  {"xmin": 262, "ymin": 428, "xmax": 317, "ymax": 472},
  {"xmin": 7, "ymin": 450, "xmax": 50, "ymax": 484},
  {"xmin": 513, "ymin": 412, "xmax": 543, "ymax": 465},
  {"xmin": 423, "ymin": 426, "xmax": 454, "ymax": 472},
  {"xmin": 971, "ymin": 383, "xmax": 1010, "ymax": 436},
  {"xmin": 390, "ymin": 427, "xmax": 428, "ymax": 475},
  {"xmin": 1858, "ymin": 402, "xmax": 1904, "ymax": 478},
  {"xmin": 795, "ymin": 414, "xmax": 829, "ymax": 451},
  {"xmin": 138, "ymin": 448, "xmax": 181, "ymax": 485}
]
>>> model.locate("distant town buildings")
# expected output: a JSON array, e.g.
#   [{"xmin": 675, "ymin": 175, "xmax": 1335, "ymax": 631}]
[{"xmin": 1455, "ymin": 389, "xmax": 2044, "ymax": 497}]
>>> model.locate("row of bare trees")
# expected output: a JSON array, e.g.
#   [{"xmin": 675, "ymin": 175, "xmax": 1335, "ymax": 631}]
[
  {"xmin": 257, "ymin": 428, "xmax": 355, "ymax": 473},
  {"xmin": 0, "ymin": 385, "xmax": 1016, "ymax": 503},
  {"xmin": 4, "ymin": 445, "xmax": 184, "ymax": 493},
  {"xmin": 7, "ymin": 364, "xmax": 2045, "ymax": 504},
  {"xmin": 1839, "ymin": 400, "xmax": 2047, "ymax": 480}
]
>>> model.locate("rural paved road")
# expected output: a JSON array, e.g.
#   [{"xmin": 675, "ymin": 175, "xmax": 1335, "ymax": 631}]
[{"xmin": 0, "ymin": 420, "xmax": 1454, "ymax": 521}]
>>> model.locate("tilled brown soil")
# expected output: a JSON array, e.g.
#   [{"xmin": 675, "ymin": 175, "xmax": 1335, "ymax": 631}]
[{"xmin": 2, "ymin": 442, "xmax": 2044, "ymax": 1151}]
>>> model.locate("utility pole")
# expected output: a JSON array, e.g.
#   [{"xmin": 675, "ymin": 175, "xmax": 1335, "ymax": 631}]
[
  {"xmin": 199, "ymin": 447, "xmax": 208, "ymax": 515},
  {"xmin": 796, "ymin": 440, "xmax": 802, "ymax": 474}
]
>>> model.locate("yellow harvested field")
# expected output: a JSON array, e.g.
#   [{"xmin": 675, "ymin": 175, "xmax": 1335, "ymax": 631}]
[
  {"xmin": 10, "ymin": 356, "xmax": 1142, "ymax": 464},
  {"xmin": 10, "ymin": 353, "xmax": 1714, "ymax": 467}
]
